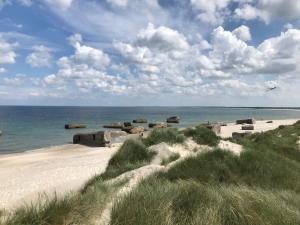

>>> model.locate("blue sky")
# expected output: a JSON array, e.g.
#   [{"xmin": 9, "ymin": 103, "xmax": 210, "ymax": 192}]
[{"xmin": 0, "ymin": 0, "xmax": 300, "ymax": 106}]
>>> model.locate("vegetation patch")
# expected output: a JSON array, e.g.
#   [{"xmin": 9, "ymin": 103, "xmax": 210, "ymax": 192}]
[
  {"xmin": 111, "ymin": 122, "xmax": 300, "ymax": 225},
  {"xmin": 160, "ymin": 153, "xmax": 180, "ymax": 166},
  {"xmin": 2, "ymin": 179, "xmax": 126, "ymax": 225},
  {"xmin": 143, "ymin": 128, "xmax": 186, "ymax": 146},
  {"xmin": 183, "ymin": 125, "xmax": 219, "ymax": 146},
  {"xmin": 111, "ymin": 178, "xmax": 300, "ymax": 225},
  {"xmin": 83, "ymin": 139, "xmax": 155, "ymax": 190}
]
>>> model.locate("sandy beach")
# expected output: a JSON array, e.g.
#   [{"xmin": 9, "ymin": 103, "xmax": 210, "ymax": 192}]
[
  {"xmin": 220, "ymin": 118, "xmax": 299, "ymax": 138},
  {"xmin": 0, "ymin": 118, "xmax": 299, "ymax": 211},
  {"xmin": 0, "ymin": 144, "xmax": 119, "ymax": 210}
]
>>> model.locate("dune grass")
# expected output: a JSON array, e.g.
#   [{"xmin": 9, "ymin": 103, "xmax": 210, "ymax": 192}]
[
  {"xmin": 160, "ymin": 153, "xmax": 180, "ymax": 166},
  {"xmin": 111, "ymin": 178, "xmax": 300, "ymax": 225},
  {"xmin": 2, "ymin": 179, "xmax": 127, "ymax": 225},
  {"xmin": 83, "ymin": 139, "xmax": 155, "ymax": 191},
  {"xmin": 111, "ymin": 122, "xmax": 300, "ymax": 225},
  {"xmin": 183, "ymin": 125, "xmax": 219, "ymax": 146},
  {"xmin": 143, "ymin": 128, "xmax": 186, "ymax": 146}
]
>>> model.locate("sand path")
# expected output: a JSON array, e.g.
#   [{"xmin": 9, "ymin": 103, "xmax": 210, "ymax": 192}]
[{"xmin": 0, "ymin": 144, "xmax": 119, "ymax": 210}]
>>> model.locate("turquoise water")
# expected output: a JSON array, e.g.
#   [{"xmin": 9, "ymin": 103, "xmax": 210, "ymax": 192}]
[{"xmin": 1, "ymin": 106, "xmax": 300, "ymax": 153}]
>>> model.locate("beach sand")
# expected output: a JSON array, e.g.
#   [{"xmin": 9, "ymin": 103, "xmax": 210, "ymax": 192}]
[
  {"xmin": 1, "ymin": 118, "xmax": 299, "ymax": 211},
  {"xmin": 0, "ymin": 144, "xmax": 119, "ymax": 210},
  {"xmin": 220, "ymin": 118, "xmax": 299, "ymax": 138}
]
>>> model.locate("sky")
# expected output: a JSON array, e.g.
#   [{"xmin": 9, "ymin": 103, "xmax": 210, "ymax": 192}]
[{"xmin": 0, "ymin": 0, "xmax": 300, "ymax": 106}]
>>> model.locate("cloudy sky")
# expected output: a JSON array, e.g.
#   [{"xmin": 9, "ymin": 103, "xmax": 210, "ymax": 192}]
[{"xmin": 0, "ymin": 0, "xmax": 300, "ymax": 106}]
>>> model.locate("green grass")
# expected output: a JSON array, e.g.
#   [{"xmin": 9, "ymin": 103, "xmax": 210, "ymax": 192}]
[
  {"xmin": 183, "ymin": 125, "xmax": 219, "ymax": 146},
  {"xmin": 111, "ymin": 178, "xmax": 300, "ymax": 225},
  {"xmin": 83, "ymin": 139, "xmax": 155, "ymax": 191},
  {"xmin": 2, "ymin": 179, "xmax": 126, "ymax": 225},
  {"xmin": 143, "ymin": 128, "xmax": 186, "ymax": 146},
  {"xmin": 160, "ymin": 153, "xmax": 180, "ymax": 166},
  {"xmin": 110, "ymin": 122, "xmax": 300, "ymax": 225}
]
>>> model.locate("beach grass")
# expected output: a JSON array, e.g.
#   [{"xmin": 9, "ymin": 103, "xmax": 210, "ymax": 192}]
[
  {"xmin": 82, "ymin": 139, "xmax": 155, "ymax": 191},
  {"xmin": 111, "ymin": 122, "xmax": 300, "ymax": 225},
  {"xmin": 2, "ymin": 179, "xmax": 127, "ymax": 225},
  {"xmin": 183, "ymin": 125, "xmax": 219, "ymax": 146},
  {"xmin": 143, "ymin": 128, "xmax": 186, "ymax": 146},
  {"xmin": 4, "ymin": 122, "xmax": 300, "ymax": 225},
  {"xmin": 160, "ymin": 153, "xmax": 180, "ymax": 166},
  {"xmin": 111, "ymin": 177, "xmax": 300, "ymax": 225}
]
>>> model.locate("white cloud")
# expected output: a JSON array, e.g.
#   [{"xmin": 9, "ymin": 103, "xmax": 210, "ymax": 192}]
[
  {"xmin": 191, "ymin": 0, "xmax": 230, "ymax": 25},
  {"xmin": 68, "ymin": 34, "xmax": 110, "ymax": 69},
  {"xmin": 26, "ymin": 45, "xmax": 53, "ymax": 67},
  {"xmin": 43, "ymin": 34, "xmax": 125, "ymax": 94},
  {"xmin": 44, "ymin": 0, "xmax": 73, "ymax": 10},
  {"xmin": 0, "ymin": 67, "xmax": 6, "ymax": 73},
  {"xmin": 0, "ymin": 39, "xmax": 17, "ymax": 64},
  {"xmin": 106, "ymin": 0, "xmax": 128, "ymax": 7},
  {"xmin": 235, "ymin": 0, "xmax": 300, "ymax": 23},
  {"xmin": 232, "ymin": 25, "xmax": 251, "ymax": 41},
  {"xmin": 3, "ymin": 74, "xmax": 25, "ymax": 86}
]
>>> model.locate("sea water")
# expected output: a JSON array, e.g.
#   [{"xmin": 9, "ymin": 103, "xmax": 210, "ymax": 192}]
[{"xmin": 1, "ymin": 106, "xmax": 300, "ymax": 153}]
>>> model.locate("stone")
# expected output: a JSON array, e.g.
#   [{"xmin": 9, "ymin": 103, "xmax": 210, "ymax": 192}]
[
  {"xmin": 205, "ymin": 124, "xmax": 221, "ymax": 134},
  {"xmin": 232, "ymin": 132, "xmax": 251, "ymax": 140},
  {"xmin": 242, "ymin": 125, "xmax": 254, "ymax": 130},
  {"xmin": 132, "ymin": 119, "xmax": 148, "ymax": 123},
  {"xmin": 122, "ymin": 126, "xmax": 144, "ymax": 134},
  {"xmin": 73, "ymin": 131, "xmax": 111, "ymax": 147},
  {"xmin": 65, "ymin": 124, "xmax": 86, "ymax": 129},
  {"xmin": 236, "ymin": 118, "xmax": 255, "ymax": 125},
  {"xmin": 166, "ymin": 116, "xmax": 180, "ymax": 123},
  {"xmin": 109, "ymin": 131, "xmax": 128, "ymax": 139},
  {"xmin": 103, "ymin": 123, "xmax": 124, "ymax": 129},
  {"xmin": 149, "ymin": 123, "xmax": 167, "ymax": 128},
  {"xmin": 123, "ymin": 122, "xmax": 132, "ymax": 127}
]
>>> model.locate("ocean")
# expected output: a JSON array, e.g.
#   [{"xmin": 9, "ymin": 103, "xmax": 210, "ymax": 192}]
[{"xmin": 1, "ymin": 106, "xmax": 300, "ymax": 153}]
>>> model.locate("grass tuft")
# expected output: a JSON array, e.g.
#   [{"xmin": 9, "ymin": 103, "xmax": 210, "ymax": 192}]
[
  {"xmin": 160, "ymin": 153, "xmax": 180, "ymax": 166},
  {"xmin": 143, "ymin": 128, "xmax": 186, "ymax": 146},
  {"xmin": 183, "ymin": 125, "xmax": 219, "ymax": 146}
]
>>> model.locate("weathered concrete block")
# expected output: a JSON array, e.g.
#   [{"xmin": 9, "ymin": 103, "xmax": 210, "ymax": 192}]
[
  {"xmin": 166, "ymin": 116, "xmax": 180, "ymax": 123},
  {"xmin": 132, "ymin": 119, "xmax": 148, "ymax": 123},
  {"xmin": 65, "ymin": 124, "xmax": 86, "ymax": 129},
  {"xmin": 205, "ymin": 124, "xmax": 221, "ymax": 135},
  {"xmin": 73, "ymin": 131, "xmax": 111, "ymax": 147},
  {"xmin": 236, "ymin": 118, "xmax": 255, "ymax": 124},
  {"xmin": 103, "ymin": 123, "xmax": 124, "ymax": 129},
  {"xmin": 242, "ymin": 125, "xmax": 254, "ymax": 130}
]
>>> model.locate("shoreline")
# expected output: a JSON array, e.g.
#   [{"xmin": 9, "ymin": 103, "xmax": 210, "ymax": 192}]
[{"xmin": 0, "ymin": 118, "xmax": 299, "ymax": 211}]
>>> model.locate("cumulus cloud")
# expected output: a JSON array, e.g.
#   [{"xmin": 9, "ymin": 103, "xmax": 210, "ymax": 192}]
[
  {"xmin": 0, "ymin": 67, "xmax": 6, "ymax": 73},
  {"xmin": 2, "ymin": 74, "xmax": 26, "ymax": 86},
  {"xmin": 0, "ymin": 39, "xmax": 17, "ymax": 64},
  {"xmin": 26, "ymin": 45, "xmax": 53, "ymax": 67},
  {"xmin": 235, "ymin": 0, "xmax": 300, "ymax": 23},
  {"xmin": 191, "ymin": 0, "xmax": 230, "ymax": 25},
  {"xmin": 43, "ymin": 34, "xmax": 126, "ymax": 94},
  {"xmin": 232, "ymin": 25, "xmax": 251, "ymax": 41}
]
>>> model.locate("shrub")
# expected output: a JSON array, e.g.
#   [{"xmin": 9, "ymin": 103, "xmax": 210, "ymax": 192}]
[
  {"xmin": 184, "ymin": 125, "xmax": 219, "ymax": 146},
  {"xmin": 143, "ymin": 128, "xmax": 186, "ymax": 146}
]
